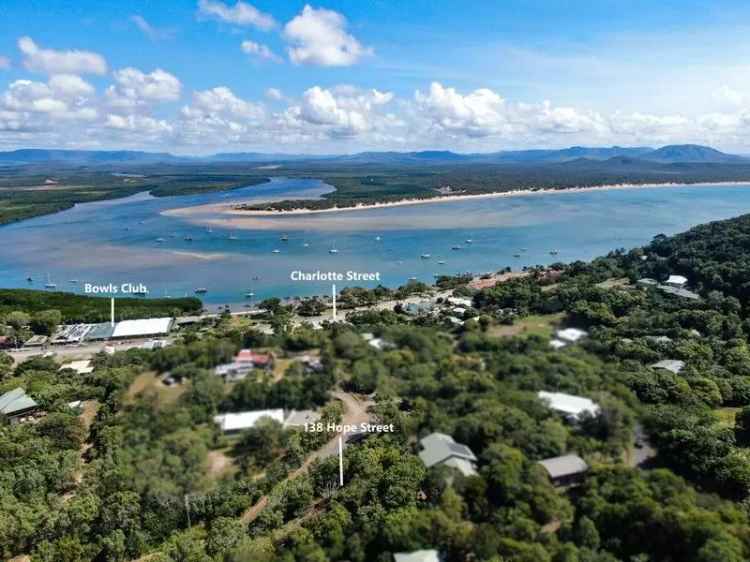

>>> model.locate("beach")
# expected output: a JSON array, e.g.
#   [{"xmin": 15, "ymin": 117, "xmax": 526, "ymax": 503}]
[{"xmin": 162, "ymin": 180, "xmax": 750, "ymax": 231}]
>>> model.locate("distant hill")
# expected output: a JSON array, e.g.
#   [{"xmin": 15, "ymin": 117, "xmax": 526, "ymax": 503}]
[
  {"xmin": 0, "ymin": 144, "xmax": 745, "ymax": 167},
  {"xmin": 640, "ymin": 144, "xmax": 744, "ymax": 163}
]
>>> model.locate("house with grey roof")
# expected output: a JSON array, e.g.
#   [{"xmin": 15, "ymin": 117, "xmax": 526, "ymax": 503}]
[
  {"xmin": 0, "ymin": 388, "xmax": 40, "ymax": 422},
  {"xmin": 418, "ymin": 432, "xmax": 477, "ymax": 477},
  {"xmin": 650, "ymin": 359, "xmax": 685, "ymax": 374},
  {"xmin": 394, "ymin": 550, "xmax": 441, "ymax": 562},
  {"xmin": 538, "ymin": 454, "xmax": 589, "ymax": 487}
]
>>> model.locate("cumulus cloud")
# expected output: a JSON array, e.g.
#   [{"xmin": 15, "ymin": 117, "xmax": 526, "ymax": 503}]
[
  {"xmin": 0, "ymin": 77, "xmax": 98, "ymax": 123},
  {"xmin": 283, "ymin": 5, "xmax": 372, "ymax": 67},
  {"xmin": 106, "ymin": 67, "xmax": 182, "ymax": 110},
  {"xmin": 130, "ymin": 15, "xmax": 175, "ymax": 41},
  {"xmin": 18, "ymin": 36, "xmax": 107, "ymax": 75},
  {"xmin": 198, "ymin": 0, "xmax": 276, "ymax": 30},
  {"xmin": 241, "ymin": 40, "xmax": 282, "ymax": 62},
  {"xmin": 265, "ymin": 87, "xmax": 283, "ymax": 100}
]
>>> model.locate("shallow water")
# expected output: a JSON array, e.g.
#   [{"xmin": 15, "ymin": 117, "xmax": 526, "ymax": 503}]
[{"xmin": 2, "ymin": 178, "xmax": 750, "ymax": 309}]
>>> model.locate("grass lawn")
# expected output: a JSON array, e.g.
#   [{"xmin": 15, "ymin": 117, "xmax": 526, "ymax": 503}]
[
  {"xmin": 488, "ymin": 312, "xmax": 565, "ymax": 339},
  {"xmin": 126, "ymin": 371, "xmax": 188, "ymax": 405},
  {"xmin": 716, "ymin": 406, "xmax": 741, "ymax": 428}
]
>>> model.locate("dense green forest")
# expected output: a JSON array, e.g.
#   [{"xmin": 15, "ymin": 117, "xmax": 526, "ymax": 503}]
[{"xmin": 6, "ymin": 214, "xmax": 750, "ymax": 560}]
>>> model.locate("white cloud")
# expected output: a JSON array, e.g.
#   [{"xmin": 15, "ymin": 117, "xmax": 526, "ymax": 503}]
[
  {"xmin": 0, "ymin": 56, "xmax": 10, "ymax": 70},
  {"xmin": 241, "ymin": 40, "xmax": 282, "ymax": 62},
  {"xmin": 283, "ymin": 5, "xmax": 372, "ymax": 67},
  {"xmin": 713, "ymin": 85, "xmax": 745, "ymax": 108},
  {"xmin": 198, "ymin": 0, "xmax": 276, "ymax": 30},
  {"xmin": 106, "ymin": 67, "xmax": 182, "ymax": 110},
  {"xmin": 265, "ymin": 87, "xmax": 283, "ymax": 100},
  {"xmin": 130, "ymin": 15, "xmax": 174, "ymax": 41},
  {"xmin": 48, "ymin": 74, "xmax": 95, "ymax": 97},
  {"xmin": 0, "ymin": 77, "xmax": 98, "ymax": 124},
  {"xmin": 18, "ymin": 36, "xmax": 107, "ymax": 75}
]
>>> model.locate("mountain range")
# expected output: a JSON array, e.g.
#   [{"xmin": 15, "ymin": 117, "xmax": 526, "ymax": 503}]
[{"xmin": 0, "ymin": 144, "xmax": 745, "ymax": 167}]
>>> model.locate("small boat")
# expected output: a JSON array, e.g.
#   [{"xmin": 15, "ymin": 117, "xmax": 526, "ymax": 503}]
[
  {"xmin": 156, "ymin": 237, "xmax": 166, "ymax": 243},
  {"xmin": 206, "ymin": 228, "xmax": 213, "ymax": 233},
  {"xmin": 252, "ymin": 276, "xmax": 260, "ymax": 281},
  {"xmin": 281, "ymin": 234, "xmax": 289, "ymax": 241},
  {"xmin": 550, "ymin": 250, "xmax": 559, "ymax": 255},
  {"xmin": 465, "ymin": 239, "xmax": 473, "ymax": 244},
  {"xmin": 375, "ymin": 236, "xmax": 382, "ymax": 241},
  {"xmin": 438, "ymin": 260, "xmax": 446, "ymax": 265},
  {"xmin": 272, "ymin": 249, "xmax": 281, "ymax": 254},
  {"xmin": 26, "ymin": 276, "xmax": 33, "ymax": 283},
  {"xmin": 44, "ymin": 274, "xmax": 56, "ymax": 289},
  {"xmin": 245, "ymin": 292, "xmax": 255, "ymax": 298},
  {"xmin": 451, "ymin": 245, "xmax": 462, "ymax": 251},
  {"xmin": 303, "ymin": 242, "xmax": 310, "ymax": 248},
  {"xmin": 408, "ymin": 276, "xmax": 417, "ymax": 281},
  {"xmin": 420, "ymin": 254, "xmax": 431, "ymax": 259},
  {"xmin": 228, "ymin": 233, "xmax": 239, "ymax": 240},
  {"xmin": 69, "ymin": 279, "xmax": 78, "ymax": 284},
  {"xmin": 184, "ymin": 236, "xmax": 193, "ymax": 241},
  {"xmin": 194, "ymin": 288, "xmax": 208, "ymax": 294},
  {"xmin": 329, "ymin": 243, "xmax": 339, "ymax": 254},
  {"xmin": 521, "ymin": 247, "xmax": 528, "ymax": 251},
  {"xmin": 514, "ymin": 253, "xmax": 521, "ymax": 258},
  {"xmin": 133, "ymin": 290, "xmax": 148, "ymax": 297}
]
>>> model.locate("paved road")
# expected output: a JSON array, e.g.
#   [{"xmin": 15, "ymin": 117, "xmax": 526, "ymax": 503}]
[{"xmin": 7, "ymin": 337, "xmax": 169, "ymax": 363}]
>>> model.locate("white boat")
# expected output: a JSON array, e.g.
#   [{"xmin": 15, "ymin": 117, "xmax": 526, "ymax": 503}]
[
  {"xmin": 438, "ymin": 260, "xmax": 446, "ymax": 265},
  {"xmin": 272, "ymin": 249, "xmax": 281, "ymax": 254},
  {"xmin": 303, "ymin": 242, "xmax": 310, "ymax": 248},
  {"xmin": 228, "ymin": 235, "xmax": 239, "ymax": 240},
  {"xmin": 184, "ymin": 236, "xmax": 193, "ymax": 241},
  {"xmin": 156, "ymin": 237, "xmax": 166, "ymax": 243},
  {"xmin": 245, "ymin": 292, "xmax": 255, "ymax": 298},
  {"xmin": 375, "ymin": 236, "xmax": 382, "ymax": 241},
  {"xmin": 44, "ymin": 274, "xmax": 56, "ymax": 289},
  {"xmin": 420, "ymin": 254, "xmax": 431, "ymax": 259},
  {"xmin": 465, "ymin": 239, "xmax": 473, "ymax": 244},
  {"xmin": 329, "ymin": 243, "xmax": 339, "ymax": 254},
  {"xmin": 281, "ymin": 234, "xmax": 289, "ymax": 241}
]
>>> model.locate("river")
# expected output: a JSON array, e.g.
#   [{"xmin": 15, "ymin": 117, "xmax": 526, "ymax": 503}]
[{"xmin": 2, "ymin": 177, "xmax": 750, "ymax": 309}]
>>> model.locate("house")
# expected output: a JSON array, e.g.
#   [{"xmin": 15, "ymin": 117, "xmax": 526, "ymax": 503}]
[
  {"xmin": 214, "ymin": 349, "xmax": 275, "ymax": 382},
  {"xmin": 549, "ymin": 339, "xmax": 567, "ymax": 350},
  {"xmin": 636, "ymin": 278, "xmax": 659, "ymax": 287},
  {"xmin": 665, "ymin": 275, "xmax": 688, "ymax": 287},
  {"xmin": 538, "ymin": 391, "xmax": 600, "ymax": 421},
  {"xmin": 60, "ymin": 360, "xmax": 94, "ymax": 375},
  {"xmin": 394, "ymin": 550, "xmax": 441, "ymax": 562},
  {"xmin": 418, "ymin": 432, "xmax": 477, "ymax": 477},
  {"xmin": 0, "ymin": 388, "xmax": 40, "ymax": 422},
  {"xmin": 555, "ymin": 328, "xmax": 588, "ymax": 343},
  {"xmin": 446, "ymin": 296, "xmax": 473, "ymax": 308},
  {"xmin": 538, "ymin": 454, "xmax": 589, "ymax": 487},
  {"xmin": 111, "ymin": 317, "xmax": 174, "ymax": 339},
  {"xmin": 368, "ymin": 337, "xmax": 395, "ymax": 351},
  {"xmin": 650, "ymin": 359, "xmax": 685, "ymax": 374},
  {"xmin": 24, "ymin": 335, "xmax": 48, "ymax": 347},
  {"xmin": 235, "ymin": 349, "xmax": 274, "ymax": 369},
  {"xmin": 140, "ymin": 339, "xmax": 168, "ymax": 350},
  {"xmin": 214, "ymin": 409, "xmax": 285, "ymax": 433},
  {"xmin": 658, "ymin": 285, "xmax": 701, "ymax": 300},
  {"xmin": 298, "ymin": 355, "xmax": 324, "ymax": 373},
  {"xmin": 404, "ymin": 302, "xmax": 435, "ymax": 316}
]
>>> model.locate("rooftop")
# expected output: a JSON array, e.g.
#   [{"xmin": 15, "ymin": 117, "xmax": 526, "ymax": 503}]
[
  {"xmin": 112, "ymin": 317, "xmax": 173, "ymax": 338},
  {"xmin": 213, "ymin": 409, "xmax": 285, "ymax": 432},
  {"xmin": 651, "ymin": 359, "xmax": 685, "ymax": 374},
  {"xmin": 538, "ymin": 454, "xmax": 589, "ymax": 479},
  {"xmin": 538, "ymin": 391, "xmax": 600, "ymax": 419},
  {"xmin": 394, "ymin": 550, "xmax": 441, "ymax": 562},
  {"xmin": 418, "ymin": 432, "xmax": 477, "ymax": 476},
  {"xmin": 0, "ymin": 387, "xmax": 38, "ymax": 416},
  {"xmin": 556, "ymin": 328, "xmax": 588, "ymax": 342}
]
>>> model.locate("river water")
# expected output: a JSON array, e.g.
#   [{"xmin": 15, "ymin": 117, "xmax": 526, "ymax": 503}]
[{"xmin": 2, "ymin": 177, "xmax": 750, "ymax": 309}]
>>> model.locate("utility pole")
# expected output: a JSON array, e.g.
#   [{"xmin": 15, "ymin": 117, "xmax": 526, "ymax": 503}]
[
  {"xmin": 338, "ymin": 434, "xmax": 344, "ymax": 486},
  {"xmin": 110, "ymin": 297, "xmax": 115, "ymax": 327},
  {"xmin": 332, "ymin": 283, "xmax": 337, "ymax": 321}
]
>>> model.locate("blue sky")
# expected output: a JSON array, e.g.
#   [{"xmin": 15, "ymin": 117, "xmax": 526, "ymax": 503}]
[{"xmin": 2, "ymin": 0, "xmax": 750, "ymax": 153}]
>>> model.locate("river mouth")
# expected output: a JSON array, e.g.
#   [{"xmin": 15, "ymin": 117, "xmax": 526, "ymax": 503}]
[{"xmin": 2, "ymin": 179, "xmax": 750, "ymax": 309}]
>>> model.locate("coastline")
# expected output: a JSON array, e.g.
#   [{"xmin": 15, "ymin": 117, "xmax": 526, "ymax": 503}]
[{"xmin": 224, "ymin": 180, "xmax": 750, "ymax": 218}]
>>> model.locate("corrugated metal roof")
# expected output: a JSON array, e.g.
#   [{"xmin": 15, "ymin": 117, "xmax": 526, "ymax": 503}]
[
  {"xmin": 538, "ymin": 391, "xmax": 600, "ymax": 419},
  {"xmin": 394, "ymin": 550, "xmax": 441, "ymax": 562},
  {"xmin": 538, "ymin": 454, "xmax": 589, "ymax": 479},
  {"xmin": 112, "ymin": 318, "xmax": 173, "ymax": 338},
  {"xmin": 418, "ymin": 432, "xmax": 477, "ymax": 473},
  {"xmin": 213, "ymin": 409, "xmax": 284, "ymax": 432},
  {"xmin": 0, "ymin": 387, "xmax": 38, "ymax": 415}
]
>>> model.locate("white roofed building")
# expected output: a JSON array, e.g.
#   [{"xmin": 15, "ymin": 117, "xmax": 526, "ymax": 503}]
[
  {"xmin": 665, "ymin": 275, "xmax": 688, "ymax": 287},
  {"xmin": 538, "ymin": 391, "xmax": 600, "ymax": 421},
  {"xmin": 555, "ymin": 328, "xmax": 588, "ymax": 343},
  {"xmin": 394, "ymin": 550, "xmax": 441, "ymax": 562},
  {"xmin": 214, "ymin": 409, "xmax": 285, "ymax": 433},
  {"xmin": 112, "ymin": 318, "xmax": 173, "ymax": 339}
]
